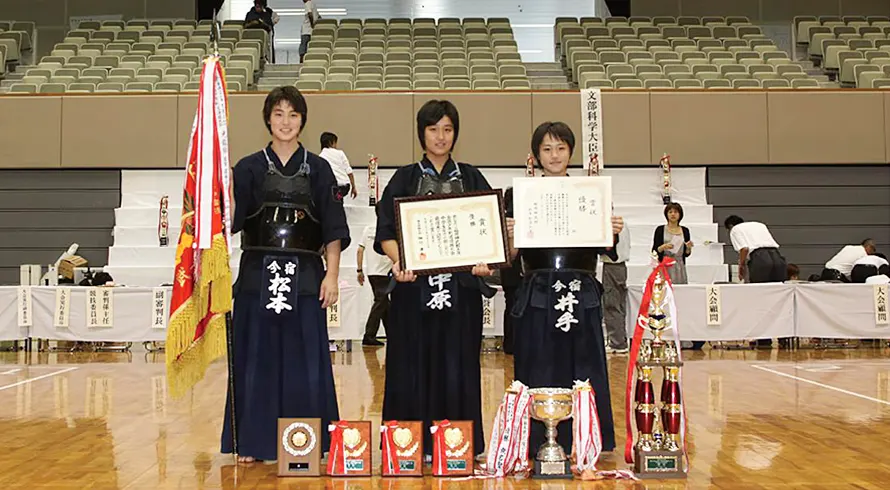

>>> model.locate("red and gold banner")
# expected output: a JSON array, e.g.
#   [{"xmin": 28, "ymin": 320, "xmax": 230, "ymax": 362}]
[{"xmin": 166, "ymin": 56, "xmax": 233, "ymax": 398}]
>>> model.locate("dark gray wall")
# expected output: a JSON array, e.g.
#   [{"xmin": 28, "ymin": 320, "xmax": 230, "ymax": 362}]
[
  {"xmin": 708, "ymin": 166, "xmax": 890, "ymax": 279},
  {"xmin": 0, "ymin": 170, "xmax": 119, "ymax": 285}
]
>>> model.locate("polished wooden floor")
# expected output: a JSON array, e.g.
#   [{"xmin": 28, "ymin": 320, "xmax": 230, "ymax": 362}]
[{"xmin": 3, "ymin": 344, "xmax": 890, "ymax": 489}]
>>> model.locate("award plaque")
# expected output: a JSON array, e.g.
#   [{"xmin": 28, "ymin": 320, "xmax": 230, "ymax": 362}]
[
  {"xmin": 394, "ymin": 190, "xmax": 510, "ymax": 275},
  {"xmin": 381, "ymin": 421, "xmax": 423, "ymax": 477},
  {"xmin": 278, "ymin": 418, "xmax": 322, "ymax": 477},
  {"xmin": 431, "ymin": 420, "xmax": 474, "ymax": 477},
  {"xmin": 512, "ymin": 176, "xmax": 613, "ymax": 249},
  {"xmin": 328, "ymin": 421, "xmax": 372, "ymax": 477}
]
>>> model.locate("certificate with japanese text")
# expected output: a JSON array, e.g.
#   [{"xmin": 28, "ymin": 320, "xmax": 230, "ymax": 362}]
[
  {"xmin": 512, "ymin": 176, "xmax": 613, "ymax": 248},
  {"xmin": 395, "ymin": 190, "xmax": 510, "ymax": 274}
]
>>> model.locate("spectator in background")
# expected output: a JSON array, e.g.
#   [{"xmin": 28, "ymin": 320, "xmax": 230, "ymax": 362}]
[
  {"xmin": 851, "ymin": 252, "xmax": 889, "ymax": 283},
  {"xmin": 319, "ymin": 132, "xmax": 357, "ymax": 200},
  {"xmin": 653, "ymin": 202, "xmax": 692, "ymax": 285},
  {"xmin": 357, "ymin": 219, "xmax": 392, "ymax": 347},
  {"xmin": 822, "ymin": 238, "xmax": 876, "ymax": 282},
  {"xmin": 300, "ymin": 0, "xmax": 320, "ymax": 63},
  {"xmin": 725, "ymin": 214, "xmax": 787, "ymax": 349},
  {"xmin": 786, "ymin": 263, "xmax": 801, "ymax": 281},
  {"xmin": 725, "ymin": 215, "xmax": 786, "ymax": 283},
  {"xmin": 602, "ymin": 212, "xmax": 630, "ymax": 354},
  {"xmin": 244, "ymin": 0, "xmax": 279, "ymax": 63}
]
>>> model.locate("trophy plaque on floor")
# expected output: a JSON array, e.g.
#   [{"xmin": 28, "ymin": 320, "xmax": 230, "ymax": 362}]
[
  {"xmin": 431, "ymin": 420, "xmax": 474, "ymax": 477},
  {"xmin": 328, "ymin": 421, "xmax": 372, "ymax": 477},
  {"xmin": 381, "ymin": 421, "xmax": 423, "ymax": 477},
  {"xmin": 278, "ymin": 418, "xmax": 322, "ymax": 477}
]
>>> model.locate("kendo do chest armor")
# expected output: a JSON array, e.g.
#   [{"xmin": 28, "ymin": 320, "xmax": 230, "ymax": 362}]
[
  {"xmin": 241, "ymin": 148, "xmax": 324, "ymax": 254},
  {"xmin": 415, "ymin": 161, "xmax": 465, "ymax": 196}
]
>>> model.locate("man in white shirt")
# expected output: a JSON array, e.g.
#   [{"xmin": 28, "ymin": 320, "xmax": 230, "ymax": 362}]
[
  {"xmin": 824, "ymin": 239, "xmax": 876, "ymax": 281},
  {"xmin": 299, "ymin": 0, "xmax": 319, "ymax": 63},
  {"xmin": 724, "ymin": 215, "xmax": 786, "ymax": 283},
  {"xmin": 851, "ymin": 252, "xmax": 889, "ymax": 283},
  {"xmin": 357, "ymin": 223, "xmax": 393, "ymax": 346},
  {"xmin": 319, "ymin": 132, "xmax": 357, "ymax": 200},
  {"xmin": 601, "ymin": 221, "xmax": 630, "ymax": 353}
]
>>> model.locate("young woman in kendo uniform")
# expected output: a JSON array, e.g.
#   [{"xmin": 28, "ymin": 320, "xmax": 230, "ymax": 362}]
[
  {"xmin": 221, "ymin": 86, "xmax": 350, "ymax": 463},
  {"xmin": 374, "ymin": 100, "xmax": 495, "ymax": 459}
]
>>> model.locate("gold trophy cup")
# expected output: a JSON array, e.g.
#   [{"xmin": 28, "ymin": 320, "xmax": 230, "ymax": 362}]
[{"xmin": 528, "ymin": 387, "xmax": 574, "ymax": 479}]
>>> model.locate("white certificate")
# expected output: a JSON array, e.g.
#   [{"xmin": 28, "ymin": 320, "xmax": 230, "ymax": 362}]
[{"xmin": 512, "ymin": 176, "xmax": 613, "ymax": 248}]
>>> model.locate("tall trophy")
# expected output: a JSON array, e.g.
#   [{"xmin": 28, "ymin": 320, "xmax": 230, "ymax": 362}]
[
  {"xmin": 368, "ymin": 154, "xmax": 379, "ymax": 206},
  {"xmin": 631, "ymin": 265, "xmax": 686, "ymax": 479},
  {"xmin": 525, "ymin": 153, "xmax": 535, "ymax": 177},
  {"xmin": 158, "ymin": 195, "xmax": 169, "ymax": 247},
  {"xmin": 659, "ymin": 153, "xmax": 672, "ymax": 204},
  {"xmin": 528, "ymin": 387, "xmax": 574, "ymax": 479}
]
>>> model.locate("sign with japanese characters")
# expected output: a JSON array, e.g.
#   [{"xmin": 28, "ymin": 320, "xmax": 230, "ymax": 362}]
[
  {"xmin": 86, "ymin": 288, "xmax": 114, "ymax": 328},
  {"xmin": 327, "ymin": 283, "xmax": 342, "ymax": 327},
  {"xmin": 482, "ymin": 295, "xmax": 495, "ymax": 331},
  {"xmin": 875, "ymin": 285, "xmax": 888, "ymax": 326},
  {"xmin": 54, "ymin": 288, "xmax": 71, "ymax": 328},
  {"xmin": 17, "ymin": 287, "xmax": 32, "ymax": 327},
  {"xmin": 580, "ymin": 88, "xmax": 605, "ymax": 174},
  {"xmin": 394, "ymin": 190, "xmax": 510, "ymax": 275},
  {"xmin": 265, "ymin": 258, "xmax": 298, "ymax": 315},
  {"xmin": 425, "ymin": 273, "xmax": 455, "ymax": 311},
  {"xmin": 151, "ymin": 288, "xmax": 169, "ymax": 330},
  {"xmin": 512, "ymin": 176, "xmax": 613, "ymax": 249},
  {"xmin": 705, "ymin": 285, "xmax": 722, "ymax": 326},
  {"xmin": 552, "ymin": 279, "xmax": 582, "ymax": 332}
]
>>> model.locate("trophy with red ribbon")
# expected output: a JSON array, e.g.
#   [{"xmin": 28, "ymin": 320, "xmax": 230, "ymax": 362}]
[
  {"xmin": 327, "ymin": 420, "xmax": 372, "ymax": 476},
  {"xmin": 158, "ymin": 195, "xmax": 169, "ymax": 247},
  {"xmin": 629, "ymin": 263, "xmax": 687, "ymax": 479},
  {"xmin": 368, "ymin": 154, "xmax": 379, "ymax": 206},
  {"xmin": 380, "ymin": 421, "xmax": 423, "ymax": 477},
  {"xmin": 659, "ymin": 153, "xmax": 672, "ymax": 204},
  {"xmin": 431, "ymin": 420, "xmax": 474, "ymax": 477},
  {"xmin": 526, "ymin": 153, "xmax": 535, "ymax": 177}
]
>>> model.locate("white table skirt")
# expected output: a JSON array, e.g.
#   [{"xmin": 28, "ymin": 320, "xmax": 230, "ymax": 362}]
[
  {"xmin": 626, "ymin": 283, "xmax": 796, "ymax": 341},
  {"xmin": 2, "ymin": 283, "xmax": 884, "ymax": 343},
  {"xmin": 0, "ymin": 285, "xmax": 507, "ymax": 343},
  {"xmin": 794, "ymin": 284, "xmax": 890, "ymax": 339}
]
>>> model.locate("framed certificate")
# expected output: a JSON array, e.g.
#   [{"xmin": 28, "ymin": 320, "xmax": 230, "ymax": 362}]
[
  {"xmin": 512, "ymin": 176, "xmax": 613, "ymax": 248},
  {"xmin": 394, "ymin": 190, "xmax": 510, "ymax": 275}
]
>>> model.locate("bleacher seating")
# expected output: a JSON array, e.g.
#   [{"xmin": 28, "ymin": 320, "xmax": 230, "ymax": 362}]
[
  {"xmin": 4, "ymin": 18, "xmax": 265, "ymax": 94},
  {"xmin": 556, "ymin": 16, "xmax": 825, "ymax": 89},
  {"xmin": 259, "ymin": 17, "xmax": 529, "ymax": 92},
  {"xmin": 0, "ymin": 20, "xmax": 36, "ymax": 78},
  {"xmin": 794, "ymin": 16, "xmax": 890, "ymax": 88}
]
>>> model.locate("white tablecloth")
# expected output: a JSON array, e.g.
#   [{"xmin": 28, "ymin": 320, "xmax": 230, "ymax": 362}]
[
  {"xmin": 627, "ymin": 283, "xmax": 796, "ymax": 341},
  {"xmin": 795, "ymin": 284, "xmax": 890, "ymax": 339}
]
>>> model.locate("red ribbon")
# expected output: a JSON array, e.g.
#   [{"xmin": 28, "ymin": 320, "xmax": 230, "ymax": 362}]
[
  {"xmin": 326, "ymin": 421, "xmax": 350, "ymax": 475},
  {"xmin": 431, "ymin": 420, "xmax": 451, "ymax": 476},
  {"xmin": 381, "ymin": 421, "xmax": 401, "ymax": 475},
  {"xmin": 624, "ymin": 257, "xmax": 675, "ymax": 465}
]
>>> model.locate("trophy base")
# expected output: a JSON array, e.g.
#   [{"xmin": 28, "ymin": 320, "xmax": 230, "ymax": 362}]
[
  {"xmin": 633, "ymin": 448, "xmax": 686, "ymax": 479},
  {"xmin": 662, "ymin": 196, "xmax": 671, "ymax": 205},
  {"xmin": 532, "ymin": 459, "xmax": 573, "ymax": 479}
]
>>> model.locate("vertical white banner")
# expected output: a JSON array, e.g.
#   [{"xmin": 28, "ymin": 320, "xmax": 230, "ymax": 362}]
[
  {"xmin": 99, "ymin": 288, "xmax": 114, "ymax": 328},
  {"xmin": 327, "ymin": 284, "xmax": 342, "ymax": 327},
  {"xmin": 17, "ymin": 287, "xmax": 32, "ymax": 327},
  {"xmin": 86, "ymin": 288, "xmax": 100, "ymax": 328},
  {"xmin": 481, "ymin": 295, "xmax": 495, "ymax": 331},
  {"xmin": 580, "ymin": 88, "xmax": 604, "ymax": 173},
  {"xmin": 55, "ymin": 287, "xmax": 71, "ymax": 328},
  {"xmin": 151, "ymin": 288, "xmax": 169, "ymax": 330},
  {"xmin": 874, "ymin": 285, "xmax": 888, "ymax": 326},
  {"xmin": 706, "ymin": 285, "xmax": 722, "ymax": 326}
]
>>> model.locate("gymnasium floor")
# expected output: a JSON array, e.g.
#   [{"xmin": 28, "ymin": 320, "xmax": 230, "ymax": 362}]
[{"xmin": 2, "ymin": 345, "xmax": 890, "ymax": 489}]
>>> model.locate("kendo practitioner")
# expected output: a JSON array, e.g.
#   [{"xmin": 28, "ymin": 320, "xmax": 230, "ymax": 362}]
[
  {"xmin": 375, "ymin": 100, "xmax": 494, "ymax": 459},
  {"xmin": 221, "ymin": 86, "xmax": 349, "ymax": 463},
  {"xmin": 505, "ymin": 121, "xmax": 624, "ymax": 453}
]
